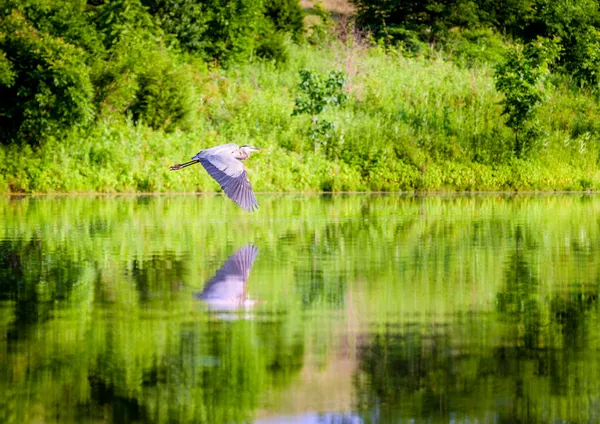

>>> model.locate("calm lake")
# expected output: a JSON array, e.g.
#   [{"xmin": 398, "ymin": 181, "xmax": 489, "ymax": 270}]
[{"xmin": 1, "ymin": 194, "xmax": 600, "ymax": 423}]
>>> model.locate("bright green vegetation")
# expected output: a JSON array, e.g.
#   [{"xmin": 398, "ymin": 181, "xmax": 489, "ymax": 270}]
[
  {"xmin": 494, "ymin": 37, "xmax": 561, "ymax": 157},
  {"xmin": 352, "ymin": 0, "xmax": 600, "ymax": 87},
  {"xmin": 3, "ymin": 0, "xmax": 600, "ymax": 193},
  {"xmin": 3, "ymin": 45, "xmax": 600, "ymax": 193},
  {"xmin": 292, "ymin": 69, "xmax": 348, "ymax": 154},
  {"xmin": 1, "ymin": 194, "xmax": 600, "ymax": 423}
]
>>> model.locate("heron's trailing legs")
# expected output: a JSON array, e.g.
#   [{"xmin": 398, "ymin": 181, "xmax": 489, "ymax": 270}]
[{"xmin": 170, "ymin": 159, "xmax": 199, "ymax": 171}]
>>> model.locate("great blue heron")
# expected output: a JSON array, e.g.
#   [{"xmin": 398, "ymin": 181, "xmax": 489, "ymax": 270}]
[
  {"xmin": 195, "ymin": 244, "xmax": 259, "ymax": 311},
  {"xmin": 170, "ymin": 143, "xmax": 264, "ymax": 212}
]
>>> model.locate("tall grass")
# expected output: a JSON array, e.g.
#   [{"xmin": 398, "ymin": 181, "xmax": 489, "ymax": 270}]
[{"xmin": 2, "ymin": 42, "xmax": 600, "ymax": 193}]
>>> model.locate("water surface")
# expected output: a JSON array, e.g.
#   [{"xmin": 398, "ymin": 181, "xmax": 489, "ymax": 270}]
[{"xmin": 1, "ymin": 194, "xmax": 599, "ymax": 423}]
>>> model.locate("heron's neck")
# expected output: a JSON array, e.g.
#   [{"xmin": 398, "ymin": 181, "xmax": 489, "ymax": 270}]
[{"xmin": 235, "ymin": 150, "xmax": 250, "ymax": 160}]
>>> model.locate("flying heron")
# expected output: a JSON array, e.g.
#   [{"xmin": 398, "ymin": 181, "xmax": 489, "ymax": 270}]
[
  {"xmin": 195, "ymin": 244, "xmax": 259, "ymax": 311},
  {"xmin": 170, "ymin": 143, "xmax": 264, "ymax": 212}
]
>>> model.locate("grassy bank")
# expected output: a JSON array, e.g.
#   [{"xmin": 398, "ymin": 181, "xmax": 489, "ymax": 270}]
[{"xmin": 2, "ymin": 41, "xmax": 600, "ymax": 194}]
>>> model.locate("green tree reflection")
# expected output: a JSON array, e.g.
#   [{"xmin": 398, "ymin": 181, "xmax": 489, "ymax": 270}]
[
  {"xmin": 2, "ymin": 195, "xmax": 600, "ymax": 423},
  {"xmin": 354, "ymin": 219, "xmax": 600, "ymax": 423}
]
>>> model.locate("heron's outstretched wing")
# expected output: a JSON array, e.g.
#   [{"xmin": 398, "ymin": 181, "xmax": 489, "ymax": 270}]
[
  {"xmin": 196, "ymin": 244, "xmax": 259, "ymax": 303},
  {"xmin": 193, "ymin": 147, "xmax": 259, "ymax": 212}
]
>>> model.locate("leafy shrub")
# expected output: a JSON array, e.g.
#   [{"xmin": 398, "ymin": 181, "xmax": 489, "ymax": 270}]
[
  {"xmin": 293, "ymin": 69, "xmax": 348, "ymax": 116},
  {"xmin": 495, "ymin": 37, "xmax": 560, "ymax": 157},
  {"xmin": 263, "ymin": 0, "xmax": 304, "ymax": 41},
  {"xmin": 566, "ymin": 26, "xmax": 600, "ymax": 88},
  {"xmin": 349, "ymin": 0, "xmax": 600, "ymax": 90},
  {"xmin": 351, "ymin": 0, "xmax": 477, "ymax": 43},
  {"xmin": 350, "ymin": 0, "xmax": 535, "ymax": 43},
  {"xmin": 293, "ymin": 69, "xmax": 348, "ymax": 154},
  {"xmin": 379, "ymin": 27, "xmax": 426, "ymax": 55},
  {"xmin": 444, "ymin": 27, "xmax": 507, "ymax": 66},
  {"xmin": 256, "ymin": 33, "xmax": 290, "ymax": 63},
  {"xmin": 0, "ymin": 10, "xmax": 94, "ymax": 144},
  {"xmin": 93, "ymin": 33, "xmax": 145, "ymax": 119},
  {"xmin": 195, "ymin": 0, "xmax": 266, "ymax": 64},
  {"xmin": 142, "ymin": 0, "xmax": 208, "ymax": 52},
  {"xmin": 144, "ymin": 0, "xmax": 304, "ymax": 62},
  {"xmin": 531, "ymin": 0, "xmax": 600, "ymax": 87},
  {"xmin": 0, "ymin": 0, "xmax": 105, "ymax": 63},
  {"xmin": 92, "ymin": 24, "xmax": 197, "ymax": 131},
  {"xmin": 0, "ymin": 49, "xmax": 14, "ymax": 86},
  {"xmin": 94, "ymin": 0, "xmax": 155, "ymax": 48},
  {"xmin": 93, "ymin": 2, "xmax": 197, "ymax": 132},
  {"xmin": 129, "ymin": 58, "xmax": 197, "ymax": 132}
]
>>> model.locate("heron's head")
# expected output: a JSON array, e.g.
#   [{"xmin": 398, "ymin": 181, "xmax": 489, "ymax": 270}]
[{"xmin": 240, "ymin": 145, "xmax": 264, "ymax": 156}]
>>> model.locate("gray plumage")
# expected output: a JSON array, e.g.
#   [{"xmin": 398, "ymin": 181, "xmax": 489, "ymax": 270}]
[
  {"xmin": 195, "ymin": 244, "xmax": 259, "ymax": 311},
  {"xmin": 170, "ymin": 143, "xmax": 263, "ymax": 212}
]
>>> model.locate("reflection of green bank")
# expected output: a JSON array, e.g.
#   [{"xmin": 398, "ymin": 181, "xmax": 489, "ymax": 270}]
[{"xmin": 0, "ymin": 195, "xmax": 600, "ymax": 423}]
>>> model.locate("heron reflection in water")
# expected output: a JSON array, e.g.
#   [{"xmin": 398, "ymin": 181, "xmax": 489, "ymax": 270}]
[
  {"xmin": 170, "ymin": 143, "xmax": 264, "ymax": 212},
  {"xmin": 195, "ymin": 244, "xmax": 260, "ymax": 311}
]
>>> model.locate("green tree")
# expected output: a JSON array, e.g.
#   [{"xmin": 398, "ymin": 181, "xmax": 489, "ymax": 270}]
[
  {"xmin": 94, "ymin": 0, "xmax": 155, "ymax": 48},
  {"xmin": 128, "ymin": 58, "xmax": 197, "ymax": 132},
  {"xmin": 92, "ymin": 0, "xmax": 198, "ymax": 131},
  {"xmin": 350, "ymin": 0, "xmax": 494, "ymax": 45},
  {"xmin": 292, "ymin": 69, "xmax": 347, "ymax": 155},
  {"xmin": 0, "ymin": 10, "xmax": 94, "ymax": 144},
  {"xmin": 202, "ymin": 0, "xmax": 266, "ymax": 64},
  {"xmin": 142, "ymin": 0, "xmax": 209, "ymax": 52},
  {"xmin": 0, "ymin": 0, "xmax": 105, "ymax": 61},
  {"xmin": 531, "ymin": 0, "xmax": 600, "ymax": 86},
  {"xmin": 143, "ymin": 0, "xmax": 303, "ymax": 62},
  {"xmin": 494, "ymin": 37, "xmax": 560, "ymax": 157},
  {"xmin": 263, "ymin": 0, "xmax": 304, "ymax": 41}
]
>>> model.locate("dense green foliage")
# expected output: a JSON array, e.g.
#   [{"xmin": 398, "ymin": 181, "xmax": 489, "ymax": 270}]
[
  {"xmin": 0, "ymin": 0, "xmax": 302, "ymax": 145},
  {"xmin": 293, "ymin": 69, "xmax": 347, "ymax": 117},
  {"xmin": 263, "ymin": 0, "xmax": 304, "ymax": 41},
  {"xmin": 351, "ymin": 0, "xmax": 533, "ymax": 42},
  {"xmin": 494, "ymin": 37, "xmax": 560, "ymax": 156},
  {"xmin": 292, "ymin": 69, "xmax": 347, "ymax": 154},
  {"xmin": 352, "ymin": 0, "xmax": 600, "ymax": 87},
  {"xmin": 2, "ymin": 195, "xmax": 600, "ymax": 422},
  {"xmin": 3, "ymin": 41, "xmax": 600, "ymax": 194},
  {"xmin": 0, "ymin": 7, "xmax": 95, "ymax": 142},
  {"xmin": 2, "ymin": 0, "xmax": 600, "ymax": 192}
]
